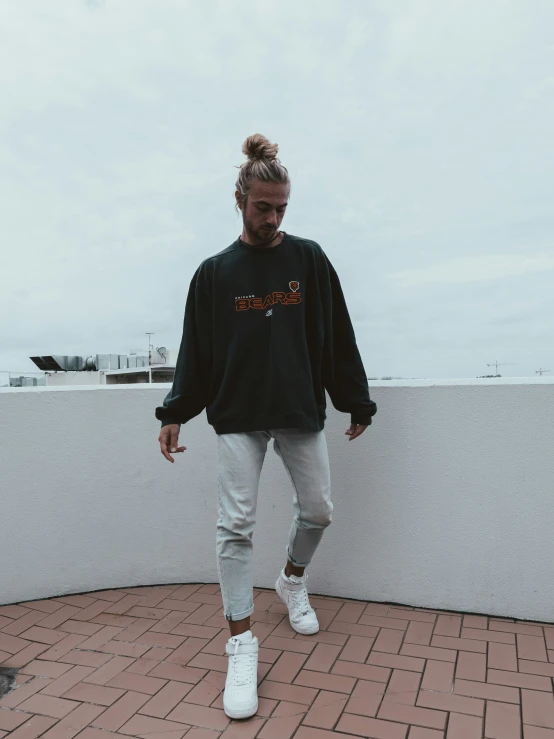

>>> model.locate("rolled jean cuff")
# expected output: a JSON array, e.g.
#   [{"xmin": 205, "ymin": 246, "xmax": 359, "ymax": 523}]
[
  {"xmin": 224, "ymin": 603, "xmax": 254, "ymax": 622},
  {"xmin": 286, "ymin": 546, "xmax": 312, "ymax": 569}
]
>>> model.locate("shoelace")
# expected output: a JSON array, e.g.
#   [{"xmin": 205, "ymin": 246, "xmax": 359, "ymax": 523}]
[
  {"xmin": 289, "ymin": 585, "xmax": 313, "ymax": 617},
  {"xmin": 228, "ymin": 638, "xmax": 257, "ymax": 688}
]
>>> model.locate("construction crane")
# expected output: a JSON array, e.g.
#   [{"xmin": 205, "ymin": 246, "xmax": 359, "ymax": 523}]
[
  {"xmin": 487, "ymin": 360, "xmax": 515, "ymax": 376},
  {"xmin": 536, "ymin": 368, "xmax": 551, "ymax": 376}
]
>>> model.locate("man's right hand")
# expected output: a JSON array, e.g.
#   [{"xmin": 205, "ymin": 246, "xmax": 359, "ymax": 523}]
[{"xmin": 158, "ymin": 424, "xmax": 186, "ymax": 463}]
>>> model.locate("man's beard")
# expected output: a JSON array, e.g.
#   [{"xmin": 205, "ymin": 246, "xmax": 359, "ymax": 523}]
[{"xmin": 243, "ymin": 216, "xmax": 278, "ymax": 245}]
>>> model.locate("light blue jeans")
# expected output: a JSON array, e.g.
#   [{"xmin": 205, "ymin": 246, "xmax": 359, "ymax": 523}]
[{"xmin": 216, "ymin": 429, "xmax": 333, "ymax": 621}]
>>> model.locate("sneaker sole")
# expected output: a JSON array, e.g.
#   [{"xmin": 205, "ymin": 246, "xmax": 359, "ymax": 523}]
[
  {"xmin": 223, "ymin": 698, "xmax": 258, "ymax": 720},
  {"xmin": 275, "ymin": 578, "xmax": 319, "ymax": 635}
]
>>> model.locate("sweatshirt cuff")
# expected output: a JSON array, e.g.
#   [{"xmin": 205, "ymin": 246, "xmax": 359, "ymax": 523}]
[
  {"xmin": 351, "ymin": 413, "xmax": 372, "ymax": 426},
  {"xmin": 160, "ymin": 418, "xmax": 182, "ymax": 428}
]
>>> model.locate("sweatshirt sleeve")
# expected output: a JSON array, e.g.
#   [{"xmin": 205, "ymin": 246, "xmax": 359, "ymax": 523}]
[
  {"xmin": 322, "ymin": 254, "xmax": 377, "ymax": 426},
  {"xmin": 155, "ymin": 266, "xmax": 212, "ymax": 427}
]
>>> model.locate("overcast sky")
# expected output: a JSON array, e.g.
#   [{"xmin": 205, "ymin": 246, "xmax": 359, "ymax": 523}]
[{"xmin": 1, "ymin": 0, "xmax": 553, "ymax": 381}]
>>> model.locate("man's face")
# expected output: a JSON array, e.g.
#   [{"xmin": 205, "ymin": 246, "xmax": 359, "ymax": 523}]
[{"xmin": 238, "ymin": 179, "xmax": 289, "ymax": 243}]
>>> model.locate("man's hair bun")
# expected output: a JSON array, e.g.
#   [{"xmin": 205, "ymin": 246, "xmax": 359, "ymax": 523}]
[{"xmin": 242, "ymin": 133, "xmax": 279, "ymax": 162}]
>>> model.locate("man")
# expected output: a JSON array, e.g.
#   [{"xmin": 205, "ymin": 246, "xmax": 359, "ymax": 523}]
[{"xmin": 156, "ymin": 133, "xmax": 377, "ymax": 720}]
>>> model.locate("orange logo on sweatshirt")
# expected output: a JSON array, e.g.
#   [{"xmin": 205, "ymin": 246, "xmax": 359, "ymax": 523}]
[{"xmin": 235, "ymin": 282, "xmax": 302, "ymax": 311}]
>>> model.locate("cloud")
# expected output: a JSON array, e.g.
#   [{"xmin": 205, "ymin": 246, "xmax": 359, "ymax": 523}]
[
  {"xmin": 0, "ymin": 0, "xmax": 553, "ymax": 380},
  {"xmin": 388, "ymin": 254, "xmax": 554, "ymax": 288}
]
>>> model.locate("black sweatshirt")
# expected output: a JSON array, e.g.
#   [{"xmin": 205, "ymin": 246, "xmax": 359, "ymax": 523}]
[{"xmin": 155, "ymin": 233, "xmax": 377, "ymax": 434}]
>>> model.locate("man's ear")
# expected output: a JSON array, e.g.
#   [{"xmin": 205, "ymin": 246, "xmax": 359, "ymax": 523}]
[{"xmin": 235, "ymin": 190, "xmax": 242, "ymax": 211}]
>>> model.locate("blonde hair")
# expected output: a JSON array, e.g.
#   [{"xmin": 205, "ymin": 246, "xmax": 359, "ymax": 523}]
[{"xmin": 235, "ymin": 134, "xmax": 290, "ymax": 211}]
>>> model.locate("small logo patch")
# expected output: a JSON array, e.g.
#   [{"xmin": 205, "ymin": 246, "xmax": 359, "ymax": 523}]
[
  {"xmin": 266, "ymin": 309, "xmax": 273, "ymax": 316},
  {"xmin": 289, "ymin": 281, "xmax": 299, "ymax": 292}
]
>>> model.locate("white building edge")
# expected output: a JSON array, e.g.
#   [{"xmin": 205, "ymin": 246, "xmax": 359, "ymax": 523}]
[{"xmin": 4, "ymin": 348, "xmax": 179, "ymax": 387}]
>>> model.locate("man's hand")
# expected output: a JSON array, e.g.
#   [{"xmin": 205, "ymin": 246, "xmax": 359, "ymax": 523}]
[
  {"xmin": 158, "ymin": 424, "xmax": 186, "ymax": 463},
  {"xmin": 345, "ymin": 423, "xmax": 368, "ymax": 441}
]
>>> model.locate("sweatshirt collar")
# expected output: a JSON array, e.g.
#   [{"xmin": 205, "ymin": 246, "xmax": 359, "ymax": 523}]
[{"xmin": 237, "ymin": 231, "xmax": 289, "ymax": 253}]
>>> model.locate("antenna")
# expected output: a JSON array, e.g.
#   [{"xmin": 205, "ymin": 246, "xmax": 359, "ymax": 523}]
[
  {"xmin": 145, "ymin": 333, "xmax": 154, "ymax": 366},
  {"xmin": 486, "ymin": 360, "xmax": 515, "ymax": 376},
  {"xmin": 536, "ymin": 368, "xmax": 551, "ymax": 376}
]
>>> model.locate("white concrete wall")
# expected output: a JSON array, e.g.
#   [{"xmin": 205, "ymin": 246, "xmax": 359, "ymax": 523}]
[
  {"xmin": 1, "ymin": 380, "xmax": 553, "ymax": 621},
  {"xmin": 45, "ymin": 372, "xmax": 104, "ymax": 386}
]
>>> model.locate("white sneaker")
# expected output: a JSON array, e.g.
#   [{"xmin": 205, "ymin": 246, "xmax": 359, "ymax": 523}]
[
  {"xmin": 275, "ymin": 569, "xmax": 319, "ymax": 635},
  {"xmin": 223, "ymin": 630, "xmax": 259, "ymax": 720}
]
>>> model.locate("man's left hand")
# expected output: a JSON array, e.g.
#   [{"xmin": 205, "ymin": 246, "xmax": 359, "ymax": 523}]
[{"xmin": 345, "ymin": 423, "xmax": 368, "ymax": 441}]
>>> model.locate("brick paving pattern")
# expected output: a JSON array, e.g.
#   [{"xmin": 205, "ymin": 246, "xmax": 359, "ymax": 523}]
[{"xmin": 1, "ymin": 584, "xmax": 553, "ymax": 737}]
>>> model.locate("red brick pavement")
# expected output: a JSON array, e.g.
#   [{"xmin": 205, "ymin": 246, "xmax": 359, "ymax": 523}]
[{"xmin": 1, "ymin": 585, "xmax": 553, "ymax": 737}]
